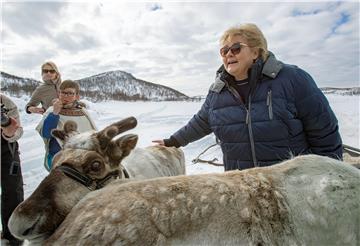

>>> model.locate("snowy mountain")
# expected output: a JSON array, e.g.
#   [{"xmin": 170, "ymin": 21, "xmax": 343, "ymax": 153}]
[
  {"xmin": 2, "ymin": 70, "xmax": 358, "ymax": 100},
  {"xmin": 0, "ymin": 70, "xmax": 190, "ymax": 101},
  {"xmin": 77, "ymin": 70, "xmax": 189, "ymax": 101},
  {"xmin": 0, "ymin": 71, "xmax": 39, "ymax": 97},
  {"xmin": 320, "ymin": 87, "xmax": 360, "ymax": 95}
]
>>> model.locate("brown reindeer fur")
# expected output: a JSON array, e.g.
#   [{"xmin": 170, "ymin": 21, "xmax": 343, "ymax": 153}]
[
  {"xmin": 44, "ymin": 155, "xmax": 359, "ymax": 246},
  {"xmin": 8, "ymin": 117, "xmax": 185, "ymax": 244}
]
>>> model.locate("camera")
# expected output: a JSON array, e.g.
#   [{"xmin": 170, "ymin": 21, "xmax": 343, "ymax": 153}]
[{"xmin": 1, "ymin": 104, "xmax": 11, "ymax": 127}]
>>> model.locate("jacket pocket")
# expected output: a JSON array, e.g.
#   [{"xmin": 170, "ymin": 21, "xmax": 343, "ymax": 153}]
[{"xmin": 266, "ymin": 90, "xmax": 273, "ymax": 120}]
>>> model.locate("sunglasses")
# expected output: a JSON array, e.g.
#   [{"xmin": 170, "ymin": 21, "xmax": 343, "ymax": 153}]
[
  {"xmin": 42, "ymin": 69, "xmax": 56, "ymax": 74},
  {"xmin": 60, "ymin": 91, "xmax": 76, "ymax": 96},
  {"xmin": 220, "ymin": 42, "xmax": 249, "ymax": 57}
]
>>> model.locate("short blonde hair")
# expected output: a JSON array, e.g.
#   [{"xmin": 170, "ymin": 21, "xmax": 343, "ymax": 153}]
[
  {"xmin": 60, "ymin": 80, "xmax": 80, "ymax": 94},
  {"xmin": 220, "ymin": 23, "xmax": 269, "ymax": 61}
]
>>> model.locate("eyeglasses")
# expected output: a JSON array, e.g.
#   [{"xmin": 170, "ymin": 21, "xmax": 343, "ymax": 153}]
[
  {"xmin": 60, "ymin": 91, "xmax": 76, "ymax": 96},
  {"xmin": 220, "ymin": 42, "xmax": 249, "ymax": 57},
  {"xmin": 42, "ymin": 69, "xmax": 56, "ymax": 74}
]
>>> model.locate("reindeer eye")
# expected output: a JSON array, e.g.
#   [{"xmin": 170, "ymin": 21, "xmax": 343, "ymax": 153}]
[{"xmin": 90, "ymin": 161, "xmax": 102, "ymax": 172}]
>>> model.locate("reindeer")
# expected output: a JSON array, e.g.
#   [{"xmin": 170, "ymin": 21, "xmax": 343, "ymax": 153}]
[
  {"xmin": 8, "ymin": 117, "xmax": 185, "ymax": 244},
  {"xmin": 12, "ymin": 154, "xmax": 360, "ymax": 245}
]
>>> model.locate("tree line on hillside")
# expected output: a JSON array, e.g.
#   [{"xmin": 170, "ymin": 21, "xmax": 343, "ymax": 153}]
[{"xmin": 1, "ymin": 71, "xmax": 198, "ymax": 102}]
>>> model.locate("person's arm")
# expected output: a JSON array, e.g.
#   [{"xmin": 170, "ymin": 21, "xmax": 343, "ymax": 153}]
[
  {"xmin": 158, "ymin": 95, "xmax": 213, "ymax": 147},
  {"xmin": 292, "ymin": 67, "xmax": 343, "ymax": 159},
  {"xmin": 42, "ymin": 113, "xmax": 60, "ymax": 139},
  {"xmin": 1, "ymin": 95, "xmax": 23, "ymax": 142},
  {"xmin": 1, "ymin": 118, "xmax": 23, "ymax": 142},
  {"xmin": 42, "ymin": 99, "xmax": 63, "ymax": 139},
  {"xmin": 26, "ymin": 87, "xmax": 45, "ymax": 114}
]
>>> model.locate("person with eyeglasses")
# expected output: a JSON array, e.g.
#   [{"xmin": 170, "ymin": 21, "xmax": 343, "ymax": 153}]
[
  {"xmin": 153, "ymin": 23, "xmax": 342, "ymax": 171},
  {"xmin": 36, "ymin": 80, "xmax": 97, "ymax": 171},
  {"xmin": 25, "ymin": 61, "xmax": 61, "ymax": 114}
]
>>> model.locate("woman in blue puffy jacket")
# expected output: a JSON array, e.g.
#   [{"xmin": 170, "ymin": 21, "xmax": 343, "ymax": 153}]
[{"xmin": 153, "ymin": 23, "xmax": 342, "ymax": 171}]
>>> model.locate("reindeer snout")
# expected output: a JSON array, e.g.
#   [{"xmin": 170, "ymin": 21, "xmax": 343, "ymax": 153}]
[{"xmin": 8, "ymin": 206, "xmax": 41, "ymax": 240}]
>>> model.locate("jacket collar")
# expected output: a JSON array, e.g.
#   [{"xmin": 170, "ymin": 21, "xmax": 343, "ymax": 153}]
[
  {"xmin": 210, "ymin": 51, "xmax": 283, "ymax": 93},
  {"xmin": 262, "ymin": 51, "xmax": 283, "ymax": 79}
]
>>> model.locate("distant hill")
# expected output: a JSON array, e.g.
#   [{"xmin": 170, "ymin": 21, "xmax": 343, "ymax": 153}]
[
  {"xmin": 0, "ymin": 71, "xmax": 39, "ymax": 97},
  {"xmin": 1, "ymin": 70, "xmax": 190, "ymax": 101},
  {"xmin": 76, "ymin": 70, "xmax": 189, "ymax": 101},
  {"xmin": 2, "ymin": 70, "xmax": 357, "ymax": 100},
  {"xmin": 320, "ymin": 87, "xmax": 360, "ymax": 95}
]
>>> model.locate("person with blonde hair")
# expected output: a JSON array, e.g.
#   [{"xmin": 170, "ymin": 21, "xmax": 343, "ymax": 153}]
[
  {"xmin": 25, "ymin": 61, "xmax": 61, "ymax": 114},
  {"xmin": 154, "ymin": 23, "xmax": 342, "ymax": 170}
]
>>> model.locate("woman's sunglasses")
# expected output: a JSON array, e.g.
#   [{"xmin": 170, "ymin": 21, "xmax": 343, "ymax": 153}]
[
  {"xmin": 42, "ymin": 69, "xmax": 56, "ymax": 74},
  {"xmin": 220, "ymin": 42, "xmax": 249, "ymax": 57}
]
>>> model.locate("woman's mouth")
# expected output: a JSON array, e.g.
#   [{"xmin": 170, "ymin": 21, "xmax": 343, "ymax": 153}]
[{"xmin": 227, "ymin": 60, "xmax": 238, "ymax": 67}]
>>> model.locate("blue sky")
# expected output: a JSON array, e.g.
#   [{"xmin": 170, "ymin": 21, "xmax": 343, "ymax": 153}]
[{"xmin": 1, "ymin": 1, "xmax": 359, "ymax": 96}]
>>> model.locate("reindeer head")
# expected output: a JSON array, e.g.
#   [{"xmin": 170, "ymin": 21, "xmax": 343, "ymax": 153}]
[
  {"xmin": 52, "ymin": 117, "xmax": 138, "ymax": 170},
  {"xmin": 8, "ymin": 117, "xmax": 138, "ymax": 243}
]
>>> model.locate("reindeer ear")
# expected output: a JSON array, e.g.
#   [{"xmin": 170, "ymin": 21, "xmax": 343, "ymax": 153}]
[
  {"xmin": 64, "ymin": 120, "xmax": 78, "ymax": 133},
  {"xmin": 119, "ymin": 134, "xmax": 138, "ymax": 156},
  {"xmin": 52, "ymin": 121, "xmax": 80, "ymax": 145},
  {"xmin": 108, "ymin": 134, "xmax": 138, "ymax": 165}
]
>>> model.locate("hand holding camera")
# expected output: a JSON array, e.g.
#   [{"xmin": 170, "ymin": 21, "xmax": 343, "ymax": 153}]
[
  {"xmin": 1, "ymin": 120, "xmax": 19, "ymax": 138},
  {"xmin": 1, "ymin": 118, "xmax": 19, "ymax": 137},
  {"xmin": 1, "ymin": 104, "xmax": 11, "ymax": 127},
  {"xmin": 1, "ymin": 106, "xmax": 19, "ymax": 138}
]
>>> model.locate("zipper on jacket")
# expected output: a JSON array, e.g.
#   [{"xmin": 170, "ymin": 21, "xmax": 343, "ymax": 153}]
[
  {"xmin": 245, "ymin": 109, "xmax": 249, "ymax": 124},
  {"xmin": 227, "ymin": 84, "xmax": 258, "ymax": 167},
  {"xmin": 266, "ymin": 90, "xmax": 273, "ymax": 120},
  {"xmin": 246, "ymin": 95, "xmax": 258, "ymax": 167}
]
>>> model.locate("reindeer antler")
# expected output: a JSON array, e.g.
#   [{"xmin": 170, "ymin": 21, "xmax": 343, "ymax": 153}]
[{"xmin": 96, "ymin": 117, "xmax": 137, "ymax": 150}]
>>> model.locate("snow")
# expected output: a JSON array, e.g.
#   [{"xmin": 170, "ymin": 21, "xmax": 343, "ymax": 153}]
[
  {"xmin": 1, "ymin": 93, "xmax": 359, "ymax": 242},
  {"xmin": 5, "ymin": 94, "xmax": 360, "ymax": 199}
]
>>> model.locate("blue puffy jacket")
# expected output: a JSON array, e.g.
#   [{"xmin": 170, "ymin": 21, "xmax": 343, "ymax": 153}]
[{"xmin": 169, "ymin": 53, "xmax": 343, "ymax": 170}]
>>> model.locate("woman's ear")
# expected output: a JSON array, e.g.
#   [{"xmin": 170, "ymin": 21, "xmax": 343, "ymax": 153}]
[{"xmin": 251, "ymin": 48, "xmax": 260, "ymax": 61}]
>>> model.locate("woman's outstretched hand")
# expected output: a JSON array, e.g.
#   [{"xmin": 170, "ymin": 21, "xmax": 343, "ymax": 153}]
[{"xmin": 152, "ymin": 140, "xmax": 165, "ymax": 146}]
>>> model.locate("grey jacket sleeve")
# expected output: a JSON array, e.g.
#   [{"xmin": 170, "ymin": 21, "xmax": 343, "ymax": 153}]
[
  {"xmin": 25, "ymin": 86, "xmax": 42, "ymax": 113},
  {"xmin": 170, "ymin": 95, "xmax": 213, "ymax": 146},
  {"xmin": 1, "ymin": 94, "xmax": 23, "ymax": 142}
]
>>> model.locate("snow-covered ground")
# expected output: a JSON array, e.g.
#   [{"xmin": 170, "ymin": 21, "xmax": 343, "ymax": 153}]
[{"xmin": 5, "ymin": 94, "xmax": 360, "ymax": 198}]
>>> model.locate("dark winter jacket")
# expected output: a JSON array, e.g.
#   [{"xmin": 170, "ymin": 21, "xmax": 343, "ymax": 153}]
[{"xmin": 167, "ymin": 53, "xmax": 343, "ymax": 170}]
